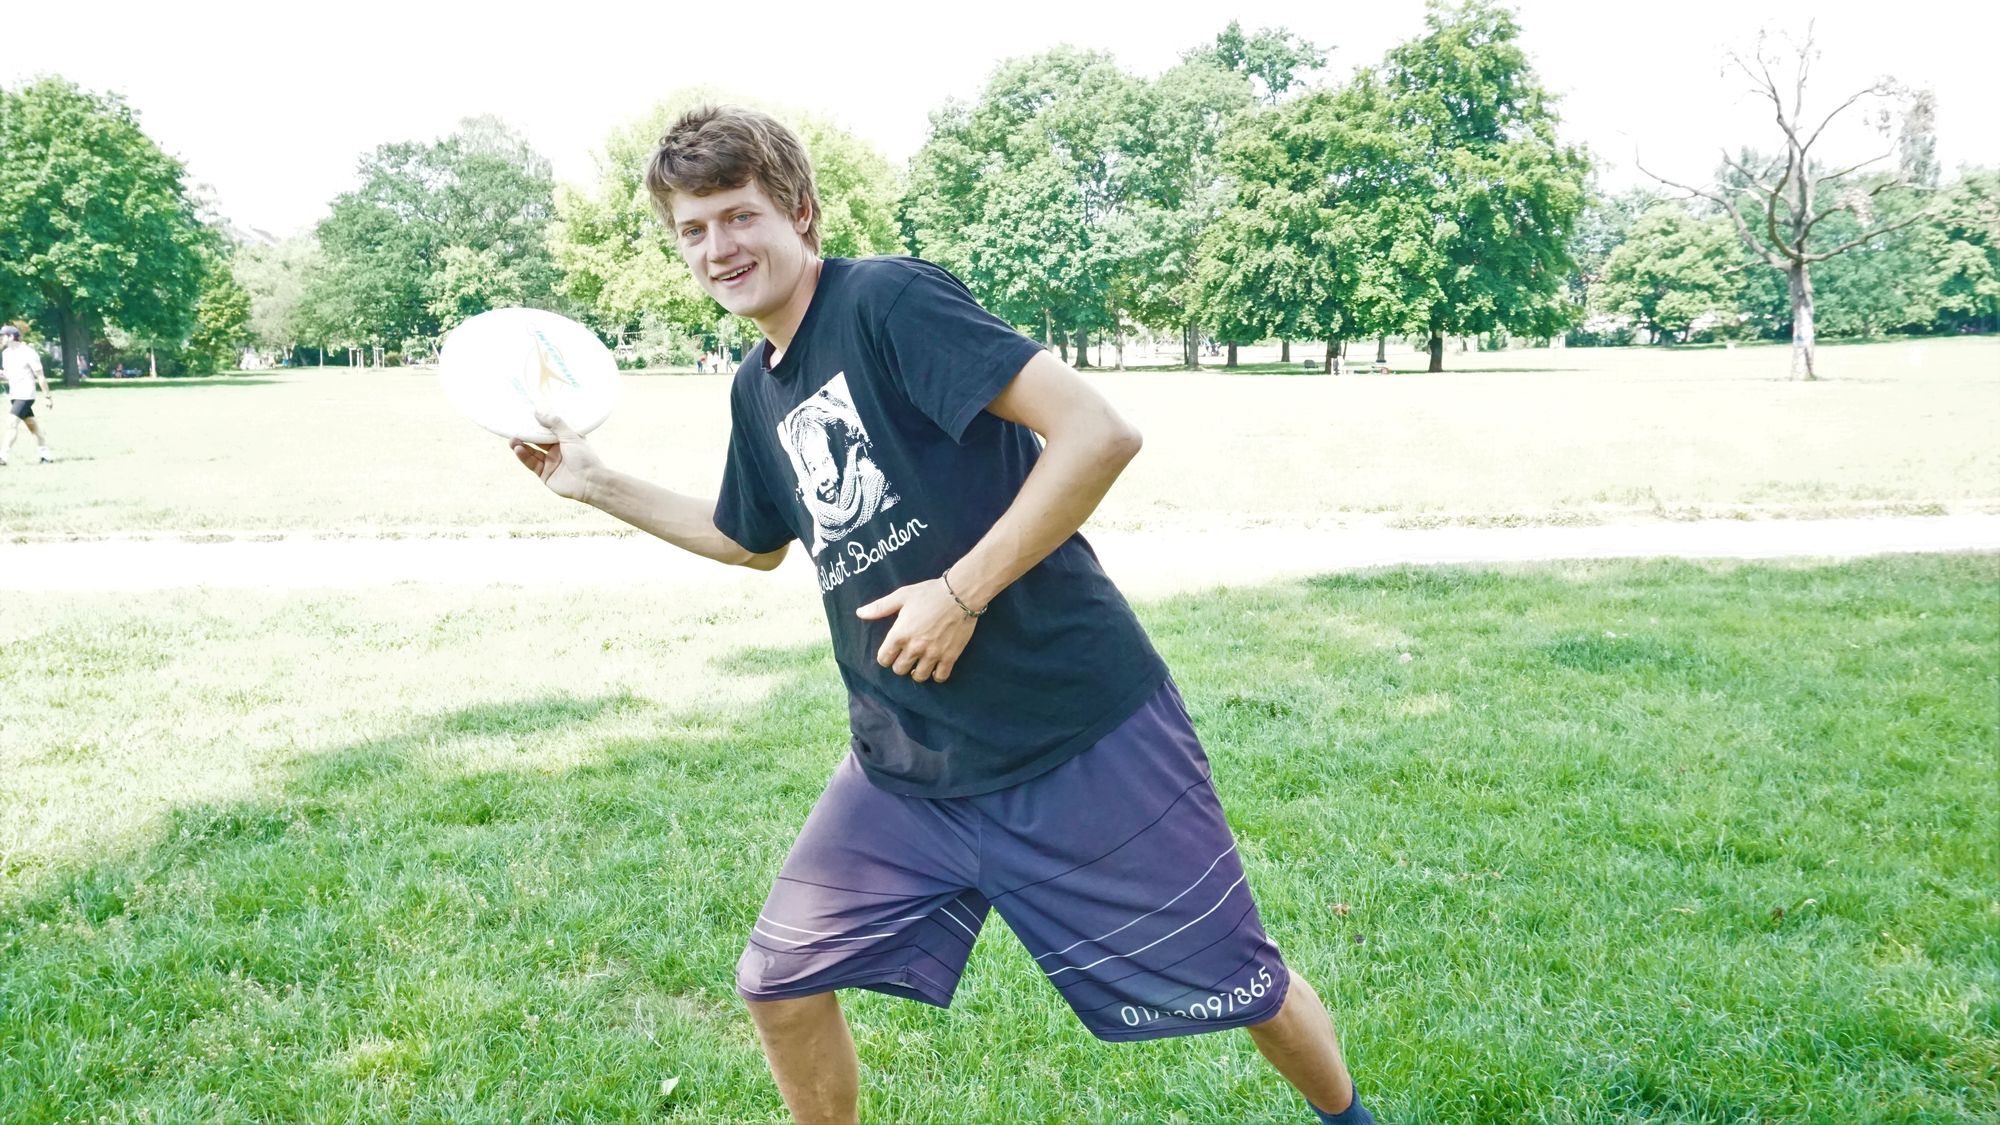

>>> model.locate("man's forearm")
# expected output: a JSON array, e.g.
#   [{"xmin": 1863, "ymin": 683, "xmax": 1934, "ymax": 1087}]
[
  {"xmin": 583, "ymin": 468, "xmax": 786, "ymax": 570},
  {"xmin": 945, "ymin": 423, "xmax": 1140, "ymax": 609}
]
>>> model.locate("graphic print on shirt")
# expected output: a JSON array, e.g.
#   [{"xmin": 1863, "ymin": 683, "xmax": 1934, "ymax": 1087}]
[{"xmin": 777, "ymin": 372, "xmax": 901, "ymax": 554}]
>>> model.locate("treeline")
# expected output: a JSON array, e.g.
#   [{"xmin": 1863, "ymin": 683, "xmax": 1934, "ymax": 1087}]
[
  {"xmin": 2, "ymin": 1, "xmax": 1994, "ymax": 387},
  {"xmin": 1576, "ymin": 170, "xmax": 1997, "ymax": 346}
]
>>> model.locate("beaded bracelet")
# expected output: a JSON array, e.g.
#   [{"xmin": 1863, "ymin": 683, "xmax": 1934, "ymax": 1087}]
[{"xmin": 941, "ymin": 568, "xmax": 987, "ymax": 619}]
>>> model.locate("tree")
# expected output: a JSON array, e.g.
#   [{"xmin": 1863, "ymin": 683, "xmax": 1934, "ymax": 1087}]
[
  {"xmin": 1897, "ymin": 88, "xmax": 1940, "ymax": 190},
  {"xmin": 307, "ymin": 116, "xmax": 560, "ymax": 359},
  {"xmin": 1107, "ymin": 60, "xmax": 1255, "ymax": 367},
  {"xmin": 904, "ymin": 35, "xmax": 1308, "ymax": 366},
  {"xmin": 1643, "ymin": 26, "xmax": 1929, "ymax": 379},
  {"xmin": 1184, "ymin": 20, "xmax": 1327, "ymax": 105},
  {"xmin": 1197, "ymin": 83, "xmax": 1410, "ymax": 371},
  {"xmin": 183, "ymin": 250, "xmax": 253, "ymax": 375},
  {"xmin": 903, "ymin": 48, "xmax": 1143, "ymax": 361},
  {"xmin": 0, "ymin": 78, "xmax": 208, "ymax": 385},
  {"xmin": 234, "ymin": 235, "xmax": 320, "ymax": 360},
  {"xmin": 1378, "ymin": 0, "xmax": 1591, "ymax": 371},
  {"xmin": 1920, "ymin": 169, "xmax": 2000, "ymax": 334},
  {"xmin": 1598, "ymin": 205, "xmax": 1739, "ymax": 342},
  {"xmin": 1567, "ymin": 188, "xmax": 1663, "ymax": 325}
]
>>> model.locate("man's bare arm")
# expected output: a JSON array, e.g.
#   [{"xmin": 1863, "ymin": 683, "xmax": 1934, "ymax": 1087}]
[
  {"xmin": 855, "ymin": 349, "xmax": 1140, "ymax": 682},
  {"xmin": 513, "ymin": 413, "xmax": 788, "ymax": 571}
]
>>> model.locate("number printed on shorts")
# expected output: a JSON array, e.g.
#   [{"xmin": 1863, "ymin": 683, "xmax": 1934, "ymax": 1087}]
[{"xmin": 1120, "ymin": 965, "xmax": 1276, "ymax": 1028}]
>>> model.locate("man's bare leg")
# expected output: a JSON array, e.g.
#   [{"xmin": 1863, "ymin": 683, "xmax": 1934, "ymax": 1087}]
[
  {"xmin": 1, "ymin": 415, "xmax": 16, "ymax": 460},
  {"xmin": 1245, "ymin": 970, "xmax": 1356, "ymax": 1114},
  {"xmin": 745, "ymin": 992, "xmax": 860, "ymax": 1124}
]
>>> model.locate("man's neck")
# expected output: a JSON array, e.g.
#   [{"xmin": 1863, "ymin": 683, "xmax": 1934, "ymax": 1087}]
[{"xmin": 758, "ymin": 256, "xmax": 825, "ymax": 367}]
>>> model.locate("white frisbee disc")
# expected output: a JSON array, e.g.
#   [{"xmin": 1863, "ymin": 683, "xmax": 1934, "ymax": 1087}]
[{"xmin": 438, "ymin": 308, "xmax": 619, "ymax": 442}]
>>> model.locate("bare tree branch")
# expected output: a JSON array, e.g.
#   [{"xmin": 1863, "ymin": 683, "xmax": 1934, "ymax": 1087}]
[
  {"xmin": 1819, "ymin": 150, "xmax": 1891, "ymax": 185},
  {"xmin": 1765, "ymin": 151, "xmax": 1801, "ymax": 261},
  {"xmin": 1801, "ymin": 209, "xmax": 1931, "ymax": 262},
  {"xmin": 1801, "ymin": 85, "xmax": 1876, "ymax": 154},
  {"xmin": 1720, "ymin": 150, "xmax": 1783, "ymax": 198},
  {"xmin": 1638, "ymin": 154, "xmax": 1788, "ymax": 268},
  {"xmin": 1795, "ymin": 22, "xmax": 1816, "ymax": 127}
]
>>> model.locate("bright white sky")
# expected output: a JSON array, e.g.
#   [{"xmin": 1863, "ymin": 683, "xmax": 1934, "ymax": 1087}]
[{"xmin": 9, "ymin": 0, "xmax": 1997, "ymax": 238}]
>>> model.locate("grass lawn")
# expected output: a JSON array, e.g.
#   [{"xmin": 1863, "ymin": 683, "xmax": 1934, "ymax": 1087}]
[
  {"xmin": 3, "ymin": 554, "xmax": 1994, "ymax": 1122},
  {"xmin": 6, "ymin": 336, "xmax": 1996, "ymax": 539}
]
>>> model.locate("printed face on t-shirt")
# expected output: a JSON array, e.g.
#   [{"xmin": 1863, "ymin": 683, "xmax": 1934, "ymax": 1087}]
[{"xmin": 777, "ymin": 373, "xmax": 900, "ymax": 554}]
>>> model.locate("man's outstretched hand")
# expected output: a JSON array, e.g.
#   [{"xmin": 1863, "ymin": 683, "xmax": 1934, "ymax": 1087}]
[
  {"xmin": 512, "ymin": 412, "xmax": 601, "ymax": 502},
  {"xmin": 856, "ymin": 579, "xmax": 978, "ymax": 684}
]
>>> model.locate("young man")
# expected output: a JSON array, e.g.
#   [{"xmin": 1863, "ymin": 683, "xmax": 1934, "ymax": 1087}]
[
  {"xmin": 0, "ymin": 325, "xmax": 54, "ymax": 465},
  {"xmin": 513, "ymin": 106, "xmax": 1374, "ymax": 1125}
]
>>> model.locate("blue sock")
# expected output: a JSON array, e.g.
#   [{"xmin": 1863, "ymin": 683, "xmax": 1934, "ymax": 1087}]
[{"xmin": 1311, "ymin": 1084, "xmax": 1375, "ymax": 1125}]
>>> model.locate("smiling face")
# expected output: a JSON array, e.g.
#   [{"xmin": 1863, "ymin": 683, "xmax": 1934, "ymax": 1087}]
[{"xmin": 669, "ymin": 179, "xmax": 819, "ymax": 337}]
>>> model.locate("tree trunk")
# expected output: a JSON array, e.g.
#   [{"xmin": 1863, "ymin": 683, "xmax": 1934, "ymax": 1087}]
[
  {"xmin": 1789, "ymin": 262, "xmax": 1817, "ymax": 381},
  {"xmin": 1376, "ymin": 337, "xmax": 1387, "ymax": 364},
  {"xmin": 1183, "ymin": 323, "xmax": 1198, "ymax": 369},
  {"xmin": 1074, "ymin": 329, "xmax": 1089, "ymax": 369},
  {"xmin": 1331, "ymin": 338, "xmax": 1344, "ymax": 374},
  {"xmin": 1225, "ymin": 342, "xmax": 1238, "ymax": 368},
  {"xmin": 1280, "ymin": 340, "xmax": 1291, "ymax": 363},
  {"xmin": 1427, "ymin": 333, "xmax": 1445, "ymax": 373},
  {"xmin": 54, "ymin": 300, "xmax": 88, "ymax": 387},
  {"xmin": 148, "ymin": 350, "xmax": 158, "ymax": 378},
  {"xmin": 1044, "ymin": 307, "xmax": 1054, "ymax": 351},
  {"xmin": 1115, "ymin": 331, "xmax": 1125, "ymax": 371}
]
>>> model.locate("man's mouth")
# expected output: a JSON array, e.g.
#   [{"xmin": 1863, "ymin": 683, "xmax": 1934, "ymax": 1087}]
[{"xmin": 715, "ymin": 263, "xmax": 755, "ymax": 285}]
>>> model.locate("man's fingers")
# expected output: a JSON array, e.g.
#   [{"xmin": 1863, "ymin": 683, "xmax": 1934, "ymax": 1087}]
[
  {"xmin": 856, "ymin": 590, "xmax": 904, "ymax": 620},
  {"xmin": 891, "ymin": 648, "xmax": 921, "ymax": 677},
  {"xmin": 534, "ymin": 411, "xmax": 583, "ymax": 442},
  {"xmin": 931, "ymin": 659, "xmax": 955, "ymax": 684},
  {"xmin": 910, "ymin": 656, "xmax": 938, "ymax": 684},
  {"xmin": 875, "ymin": 636, "xmax": 900, "ymax": 669}
]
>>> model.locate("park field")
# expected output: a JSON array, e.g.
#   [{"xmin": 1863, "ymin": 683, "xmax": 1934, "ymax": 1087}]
[
  {"xmin": 2, "ymin": 335, "xmax": 1996, "ymax": 540},
  {"xmin": 2, "ymin": 554, "xmax": 1995, "ymax": 1122}
]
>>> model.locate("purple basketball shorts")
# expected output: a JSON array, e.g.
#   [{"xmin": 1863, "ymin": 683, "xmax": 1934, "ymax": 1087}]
[{"xmin": 735, "ymin": 680, "xmax": 1291, "ymax": 1042}]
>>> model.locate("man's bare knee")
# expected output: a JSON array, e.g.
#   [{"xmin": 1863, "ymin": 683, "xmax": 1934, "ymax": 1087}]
[{"xmin": 746, "ymin": 992, "xmax": 837, "ymax": 1033}]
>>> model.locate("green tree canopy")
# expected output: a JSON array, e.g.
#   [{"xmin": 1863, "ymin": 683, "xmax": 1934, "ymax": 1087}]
[
  {"xmin": 184, "ymin": 248, "xmax": 253, "ymax": 375},
  {"xmin": 306, "ymin": 116, "xmax": 559, "ymax": 357},
  {"xmin": 904, "ymin": 36, "xmax": 1303, "ymax": 364},
  {"xmin": 1598, "ymin": 204, "xmax": 1740, "ymax": 342},
  {"xmin": 1184, "ymin": 20, "xmax": 1328, "ymax": 105},
  {"xmin": 903, "ymin": 47, "xmax": 1142, "ymax": 357},
  {"xmin": 1378, "ymin": 0, "xmax": 1592, "ymax": 369},
  {"xmin": 1921, "ymin": 169, "xmax": 1999, "ymax": 333},
  {"xmin": 233, "ymin": 235, "xmax": 320, "ymax": 358},
  {"xmin": 0, "ymin": 77, "xmax": 208, "ymax": 385},
  {"xmin": 1198, "ymin": 72, "xmax": 1433, "ymax": 369}
]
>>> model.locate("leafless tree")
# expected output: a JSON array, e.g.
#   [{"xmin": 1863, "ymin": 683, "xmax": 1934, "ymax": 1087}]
[{"xmin": 1641, "ymin": 24, "xmax": 1928, "ymax": 380}]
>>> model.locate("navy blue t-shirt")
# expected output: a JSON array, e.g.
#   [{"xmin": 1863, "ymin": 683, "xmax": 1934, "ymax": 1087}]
[{"xmin": 713, "ymin": 256, "xmax": 1168, "ymax": 798}]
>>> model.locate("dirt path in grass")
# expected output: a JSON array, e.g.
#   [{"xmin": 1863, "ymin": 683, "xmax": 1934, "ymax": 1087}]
[{"xmin": 22, "ymin": 514, "xmax": 2000, "ymax": 596}]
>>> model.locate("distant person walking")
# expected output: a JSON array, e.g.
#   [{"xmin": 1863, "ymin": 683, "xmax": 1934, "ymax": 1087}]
[{"xmin": 1, "ymin": 325, "xmax": 54, "ymax": 465}]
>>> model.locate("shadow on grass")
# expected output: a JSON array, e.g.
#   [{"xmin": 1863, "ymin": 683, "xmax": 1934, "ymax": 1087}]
[{"xmin": 0, "ymin": 642, "xmax": 843, "ymax": 1122}]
